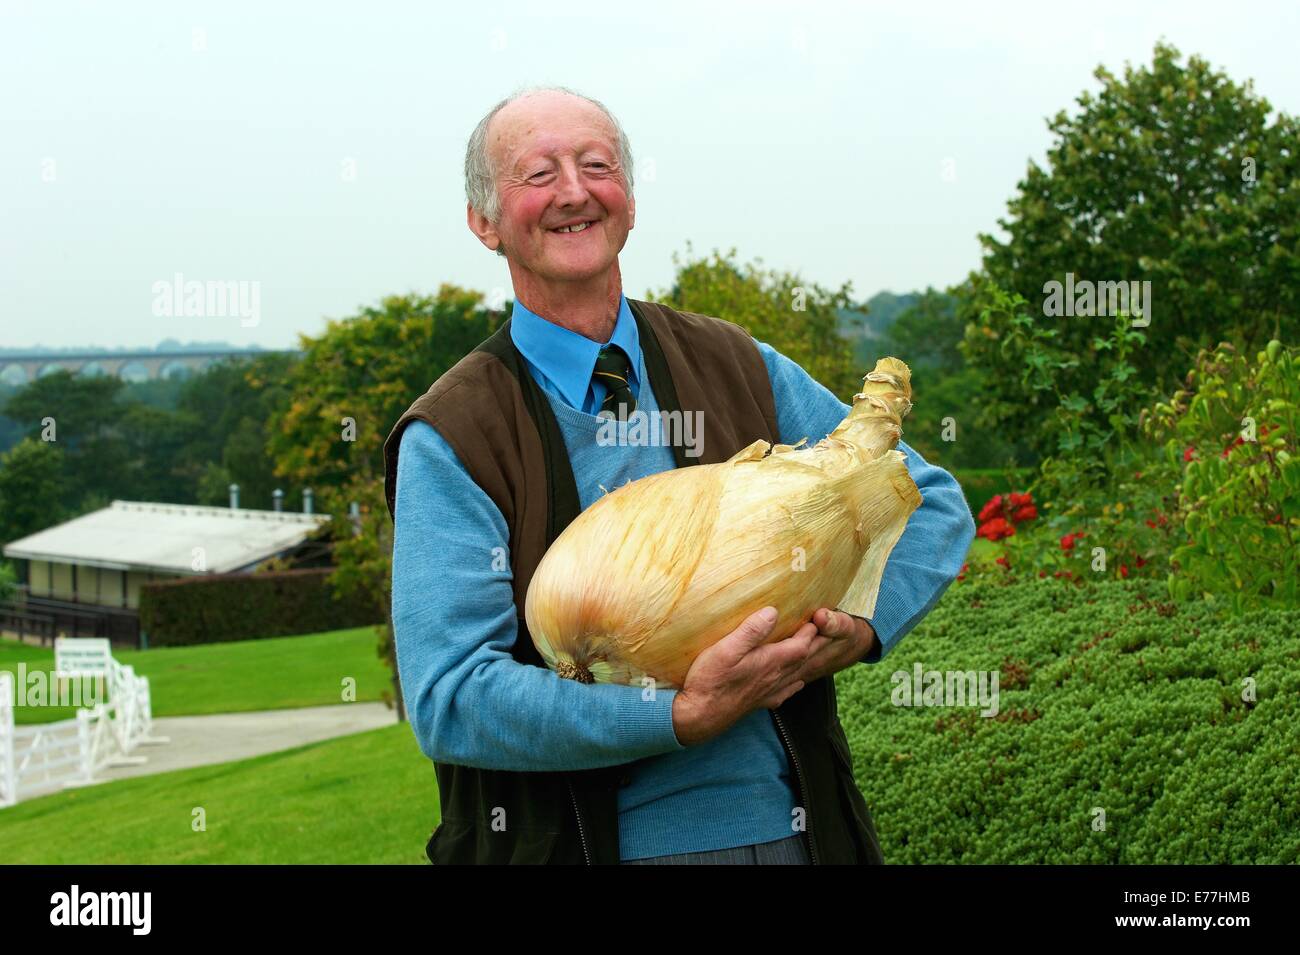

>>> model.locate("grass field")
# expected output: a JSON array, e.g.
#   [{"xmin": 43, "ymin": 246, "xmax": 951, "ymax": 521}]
[
  {"xmin": 0, "ymin": 722, "xmax": 435, "ymax": 863},
  {"xmin": 0, "ymin": 627, "xmax": 392, "ymax": 725},
  {"xmin": 14, "ymin": 580, "xmax": 1288, "ymax": 864}
]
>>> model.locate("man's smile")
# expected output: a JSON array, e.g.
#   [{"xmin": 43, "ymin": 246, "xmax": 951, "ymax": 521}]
[{"xmin": 549, "ymin": 218, "xmax": 599, "ymax": 234}]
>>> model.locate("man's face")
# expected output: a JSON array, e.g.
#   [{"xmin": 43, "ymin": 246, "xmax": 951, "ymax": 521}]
[{"xmin": 471, "ymin": 92, "xmax": 635, "ymax": 283}]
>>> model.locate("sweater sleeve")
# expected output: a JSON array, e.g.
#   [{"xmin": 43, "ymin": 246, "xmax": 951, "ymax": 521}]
[
  {"xmin": 391, "ymin": 419, "xmax": 685, "ymax": 770},
  {"xmin": 753, "ymin": 339, "xmax": 977, "ymax": 662}
]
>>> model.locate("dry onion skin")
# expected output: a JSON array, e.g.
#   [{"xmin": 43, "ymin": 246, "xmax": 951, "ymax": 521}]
[{"xmin": 524, "ymin": 357, "xmax": 923, "ymax": 689}]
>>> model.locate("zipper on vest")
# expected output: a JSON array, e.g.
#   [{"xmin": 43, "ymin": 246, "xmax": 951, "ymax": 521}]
[
  {"xmin": 567, "ymin": 779, "xmax": 593, "ymax": 865},
  {"xmin": 772, "ymin": 709, "xmax": 819, "ymax": 865}
]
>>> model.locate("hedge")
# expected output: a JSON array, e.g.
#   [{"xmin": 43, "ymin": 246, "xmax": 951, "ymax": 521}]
[
  {"xmin": 139, "ymin": 568, "xmax": 385, "ymax": 647},
  {"xmin": 834, "ymin": 576, "xmax": 1300, "ymax": 863}
]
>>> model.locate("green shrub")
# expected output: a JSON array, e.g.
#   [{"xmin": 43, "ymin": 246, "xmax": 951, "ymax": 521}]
[
  {"xmin": 1145, "ymin": 340, "xmax": 1299, "ymax": 610},
  {"xmin": 139, "ymin": 568, "xmax": 385, "ymax": 647},
  {"xmin": 964, "ymin": 338, "xmax": 1300, "ymax": 600},
  {"xmin": 834, "ymin": 577, "xmax": 1300, "ymax": 863}
]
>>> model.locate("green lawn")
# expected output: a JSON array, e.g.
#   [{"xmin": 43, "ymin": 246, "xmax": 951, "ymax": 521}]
[
  {"xmin": 0, "ymin": 722, "xmax": 436, "ymax": 863},
  {"xmin": 0, "ymin": 627, "xmax": 392, "ymax": 725}
]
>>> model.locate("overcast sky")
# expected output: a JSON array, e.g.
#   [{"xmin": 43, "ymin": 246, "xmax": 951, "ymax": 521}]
[{"xmin": 2, "ymin": 0, "xmax": 1297, "ymax": 350}]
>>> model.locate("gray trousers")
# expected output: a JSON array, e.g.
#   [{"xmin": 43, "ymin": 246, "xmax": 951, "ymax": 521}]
[{"xmin": 621, "ymin": 834, "xmax": 810, "ymax": 865}]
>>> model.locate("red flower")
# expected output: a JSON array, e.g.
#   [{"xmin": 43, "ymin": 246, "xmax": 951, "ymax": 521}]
[
  {"xmin": 978, "ymin": 495, "xmax": 1004, "ymax": 523},
  {"xmin": 1183, "ymin": 446, "xmax": 1196, "ymax": 462},
  {"xmin": 1012, "ymin": 504, "xmax": 1038, "ymax": 523},
  {"xmin": 1119, "ymin": 564, "xmax": 1130, "ymax": 579},
  {"xmin": 978, "ymin": 517, "xmax": 1015, "ymax": 541},
  {"xmin": 957, "ymin": 561, "xmax": 969, "ymax": 581},
  {"xmin": 1060, "ymin": 531, "xmax": 1086, "ymax": 552},
  {"xmin": 1038, "ymin": 570, "xmax": 1047, "ymax": 578},
  {"xmin": 1053, "ymin": 570, "xmax": 1074, "ymax": 579},
  {"xmin": 1136, "ymin": 556, "xmax": 1147, "ymax": 568},
  {"xmin": 1134, "ymin": 471, "xmax": 1143, "ymax": 480},
  {"xmin": 1221, "ymin": 433, "xmax": 1248, "ymax": 458},
  {"xmin": 1008, "ymin": 492, "xmax": 1034, "ymax": 507},
  {"xmin": 995, "ymin": 555, "xmax": 1010, "ymax": 569},
  {"xmin": 1144, "ymin": 519, "xmax": 1157, "ymax": 528}
]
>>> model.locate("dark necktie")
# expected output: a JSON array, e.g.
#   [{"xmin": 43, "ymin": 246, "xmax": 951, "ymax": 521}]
[{"xmin": 593, "ymin": 345, "xmax": 636, "ymax": 420}]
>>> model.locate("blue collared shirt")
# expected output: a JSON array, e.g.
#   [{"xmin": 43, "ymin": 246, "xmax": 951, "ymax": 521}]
[{"xmin": 509, "ymin": 293, "xmax": 641, "ymax": 416}]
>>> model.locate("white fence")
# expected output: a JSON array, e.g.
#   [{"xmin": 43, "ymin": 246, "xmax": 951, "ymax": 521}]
[{"xmin": 0, "ymin": 639, "xmax": 169, "ymax": 808}]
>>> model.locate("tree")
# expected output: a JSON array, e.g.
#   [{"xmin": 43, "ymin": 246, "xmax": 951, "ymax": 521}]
[
  {"xmin": 116, "ymin": 402, "xmax": 200, "ymax": 503},
  {"xmin": 268, "ymin": 285, "xmax": 505, "ymax": 720},
  {"xmin": 177, "ymin": 353, "xmax": 299, "ymax": 509},
  {"xmin": 2, "ymin": 371, "xmax": 131, "ymax": 512},
  {"xmin": 877, "ymin": 287, "xmax": 962, "ymax": 375},
  {"xmin": 647, "ymin": 245, "xmax": 861, "ymax": 400},
  {"xmin": 0, "ymin": 438, "xmax": 65, "ymax": 544},
  {"xmin": 872, "ymin": 285, "xmax": 1035, "ymax": 470},
  {"xmin": 966, "ymin": 41, "xmax": 1300, "ymax": 460}
]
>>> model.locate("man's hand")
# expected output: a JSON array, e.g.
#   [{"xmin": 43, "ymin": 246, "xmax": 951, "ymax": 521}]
[
  {"xmin": 671, "ymin": 606, "xmax": 826, "ymax": 747},
  {"xmin": 670, "ymin": 606, "xmax": 878, "ymax": 747},
  {"xmin": 793, "ymin": 608, "xmax": 878, "ymax": 685}
]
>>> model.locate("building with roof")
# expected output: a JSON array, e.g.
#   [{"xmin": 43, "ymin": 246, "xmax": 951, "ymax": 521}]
[{"xmin": 2, "ymin": 499, "xmax": 330, "ymax": 645}]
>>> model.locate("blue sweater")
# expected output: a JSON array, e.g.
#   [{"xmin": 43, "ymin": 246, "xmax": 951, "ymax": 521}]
[{"xmin": 391, "ymin": 300, "xmax": 976, "ymax": 860}]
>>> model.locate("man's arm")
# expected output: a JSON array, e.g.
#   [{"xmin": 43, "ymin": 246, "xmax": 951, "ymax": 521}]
[
  {"xmin": 391, "ymin": 419, "xmax": 684, "ymax": 771},
  {"xmin": 754, "ymin": 339, "xmax": 977, "ymax": 662}
]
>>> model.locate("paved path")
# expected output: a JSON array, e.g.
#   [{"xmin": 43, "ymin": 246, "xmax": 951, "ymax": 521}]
[{"xmin": 21, "ymin": 702, "xmax": 399, "ymax": 799}]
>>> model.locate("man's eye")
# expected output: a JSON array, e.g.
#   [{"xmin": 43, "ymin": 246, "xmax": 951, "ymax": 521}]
[{"xmin": 587, "ymin": 163, "xmax": 608, "ymax": 169}]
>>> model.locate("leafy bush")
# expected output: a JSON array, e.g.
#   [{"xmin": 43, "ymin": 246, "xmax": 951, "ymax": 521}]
[
  {"xmin": 139, "ymin": 568, "xmax": 385, "ymax": 647},
  {"xmin": 977, "ymin": 467, "xmax": 1178, "ymax": 585},
  {"xmin": 961, "ymin": 281, "xmax": 1154, "ymax": 471},
  {"xmin": 1145, "ymin": 340, "xmax": 1299, "ymax": 610},
  {"xmin": 834, "ymin": 577, "xmax": 1300, "ymax": 863},
  {"xmin": 976, "ymin": 339, "xmax": 1300, "ymax": 603}
]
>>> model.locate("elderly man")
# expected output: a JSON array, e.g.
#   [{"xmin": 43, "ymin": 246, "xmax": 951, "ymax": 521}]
[{"xmin": 383, "ymin": 86, "xmax": 975, "ymax": 865}]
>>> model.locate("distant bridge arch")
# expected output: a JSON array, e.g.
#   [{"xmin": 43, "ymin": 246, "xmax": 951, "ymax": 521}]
[
  {"xmin": 159, "ymin": 360, "xmax": 193, "ymax": 380},
  {"xmin": 0, "ymin": 364, "xmax": 27, "ymax": 387},
  {"xmin": 0, "ymin": 349, "xmax": 297, "ymax": 384}
]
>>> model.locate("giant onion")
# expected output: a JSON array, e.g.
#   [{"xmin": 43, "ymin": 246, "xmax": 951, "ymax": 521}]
[{"xmin": 525, "ymin": 357, "xmax": 923, "ymax": 688}]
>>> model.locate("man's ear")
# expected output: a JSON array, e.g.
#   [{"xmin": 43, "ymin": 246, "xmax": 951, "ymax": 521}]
[
  {"xmin": 467, "ymin": 202, "xmax": 502, "ymax": 254},
  {"xmin": 628, "ymin": 193, "xmax": 636, "ymax": 231}
]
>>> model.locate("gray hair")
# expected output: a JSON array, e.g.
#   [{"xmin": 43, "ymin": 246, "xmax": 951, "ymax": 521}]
[{"xmin": 465, "ymin": 85, "xmax": 634, "ymax": 255}]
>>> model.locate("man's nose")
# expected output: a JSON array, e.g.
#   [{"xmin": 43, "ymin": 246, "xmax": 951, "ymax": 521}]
[{"xmin": 552, "ymin": 161, "xmax": 589, "ymax": 206}]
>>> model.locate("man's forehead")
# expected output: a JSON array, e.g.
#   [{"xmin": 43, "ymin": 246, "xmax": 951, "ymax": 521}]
[{"xmin": 489, "ymin": 96, "xmax": 617, "ymax": 168}]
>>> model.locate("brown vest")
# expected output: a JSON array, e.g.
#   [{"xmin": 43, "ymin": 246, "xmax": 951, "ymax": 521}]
[{"xmin": 383, "ymin": 297, "xmax": 884, "ymax": 864}]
